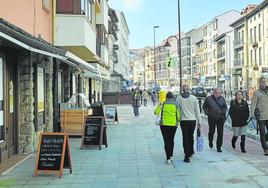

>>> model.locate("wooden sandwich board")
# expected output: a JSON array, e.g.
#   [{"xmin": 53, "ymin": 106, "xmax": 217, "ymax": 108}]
[
  {"xmin": 34, "ymin": 133, "xmax": 72, "ymax": 178},
  {"xmin": 81, "ymin": 116, "xmax": 107, "ymax": 150}
]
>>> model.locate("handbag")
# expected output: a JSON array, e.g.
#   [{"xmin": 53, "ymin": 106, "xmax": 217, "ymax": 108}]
[
  {"xmin": 155, "ymin": 103, "xmax": 164, "ymax": 126},
  {"xmin": 196, "ymin": 128, "xmax": 204, "ymax": 152},
  {"xmin": 155, "ymin": 116, "xmax": 161, "ymax": 126}
]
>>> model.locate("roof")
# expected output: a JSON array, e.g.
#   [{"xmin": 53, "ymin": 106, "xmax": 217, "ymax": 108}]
[{"xmin": 230, "ymin": 0, "xmax": 268, "ymax": 27}]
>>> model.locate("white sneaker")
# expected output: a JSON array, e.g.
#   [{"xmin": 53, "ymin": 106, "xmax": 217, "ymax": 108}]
[
  {"xmin": 170, "ymin": 156, "xmax": 174, "ymax": 161},
  {"xmin": 166, "ymin": 159, "xmax": 171, "ymax": 164}
]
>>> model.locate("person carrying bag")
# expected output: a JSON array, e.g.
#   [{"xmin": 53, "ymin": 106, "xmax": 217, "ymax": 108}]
[{"xmin": 154, "ymin": 92, "xmax": 180, "ymax": 164}]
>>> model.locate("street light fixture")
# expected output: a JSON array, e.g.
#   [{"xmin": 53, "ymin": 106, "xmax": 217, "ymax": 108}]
[
  {"xmin": 164, "ymin": 35, "xmax": 182, "ymax": 94},
  {"xmin": 154, "ymin": 25, "xmax": 159, "ymax": 89}
]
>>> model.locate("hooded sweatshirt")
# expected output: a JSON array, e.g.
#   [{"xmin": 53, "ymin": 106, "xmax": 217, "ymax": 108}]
[{"xmin": 177, "ymin": 92, "xmax": 201, "ymax": 124}]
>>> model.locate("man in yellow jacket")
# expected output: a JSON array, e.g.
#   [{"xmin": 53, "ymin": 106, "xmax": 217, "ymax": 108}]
[{"xmin": 154, "ymin": 91, "xmax": 180, "ymax": 164}]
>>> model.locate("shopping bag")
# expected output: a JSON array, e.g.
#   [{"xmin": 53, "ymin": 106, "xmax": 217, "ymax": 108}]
[
  {"xmin": 196, "ymin": 128, "xmax": 204, "ymax": 152},
  {"xmin": 155, "ymin": 116, "xmax": 161, "ymax": 126}
]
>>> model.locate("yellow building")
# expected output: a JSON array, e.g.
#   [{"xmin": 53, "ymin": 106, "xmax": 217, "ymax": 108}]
[{"xmin": 231, "ymin": 2, "xmax": 268, "ymax": 92}]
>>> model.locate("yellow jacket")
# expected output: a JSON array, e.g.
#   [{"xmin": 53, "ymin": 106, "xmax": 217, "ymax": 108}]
[{"xmin": 154, "ymin": 100, "xmax": 180, "ymax": 126}]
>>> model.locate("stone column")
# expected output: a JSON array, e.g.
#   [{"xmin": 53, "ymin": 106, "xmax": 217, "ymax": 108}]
[
  {"xmin": 19, "ymin": 52, "xmax": 35, "ymax": 153},
  {"xmin": 64, "ymin": 66, "xmax": 71, "ymax": 102},
  {"xmin": 45, "ymin": 57, "xmax": 53, "ymax": 132}
]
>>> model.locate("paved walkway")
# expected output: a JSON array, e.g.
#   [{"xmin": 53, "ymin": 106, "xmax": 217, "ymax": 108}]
[{"xmin": 0, "ymin": 103, "xmax": 268, "ymax": 188}]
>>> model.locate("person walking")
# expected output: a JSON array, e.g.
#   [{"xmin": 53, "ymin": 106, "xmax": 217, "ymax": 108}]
[
  {"xmin": 154, "ymin": 91, "xmax": 180, "ymax": 164},
  {"xmin": 177, "ymin": 85, "xmax": 201, "ymax": 163},
  {"xmin": 131, "ymin": 87, "xmax": 141, "ymax": 117},
  {"xmin": 229, "ymin": 90, "xmax": 250, "ymax": 153},
  {"xmin": 251, "ymin": 77, "xmax": 268, "ymax": 155},
  {"xmin": 202, "ymin": 88, "xmax": 227, "ymax": 152},
  {"xmin": 151, "ymin": 91, "xmax": 157, "ymax": 106},
  {"xmin": 142, "ymin": 90, "xmax": 149, "ymax": 107}
]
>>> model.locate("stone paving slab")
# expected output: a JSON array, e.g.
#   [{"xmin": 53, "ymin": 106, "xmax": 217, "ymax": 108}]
[{"xmin": 0, "ymin": 103, "xmax": 268, "ymax": 188}]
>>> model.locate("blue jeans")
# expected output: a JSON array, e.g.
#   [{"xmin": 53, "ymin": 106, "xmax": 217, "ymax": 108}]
[
  {"xmin": 133, "ymin": 107, "xmax": 139, "ymax": 116},
  {"xmin": 258, "ymin": 120, "xmax": 268, "ymax": 151}
]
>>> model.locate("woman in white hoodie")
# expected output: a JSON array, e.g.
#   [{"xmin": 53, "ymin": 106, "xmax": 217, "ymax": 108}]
[{"xmin": 177, "ymin": 85, "xmax": 201, "ymax": 163}]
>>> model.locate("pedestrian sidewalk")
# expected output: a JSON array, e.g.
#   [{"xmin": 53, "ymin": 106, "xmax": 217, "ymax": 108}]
[{"xmin": 0, "ymin": 103, "xmax": 268, "ymax": 188}]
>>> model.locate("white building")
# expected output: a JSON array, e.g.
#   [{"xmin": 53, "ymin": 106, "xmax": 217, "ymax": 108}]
[{"xmin": 114, "ymin": 10, "xmax": 130, "ymax": 88}]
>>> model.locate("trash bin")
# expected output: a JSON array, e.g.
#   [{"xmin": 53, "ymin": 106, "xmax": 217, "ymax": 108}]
[{"xmin": 159, "ymin": 90, "xmax": 166, "ymax": 103}]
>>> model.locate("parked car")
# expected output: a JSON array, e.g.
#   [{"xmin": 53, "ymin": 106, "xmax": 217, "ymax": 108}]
[{"xmin": 191, "ymin": 86, "xmax": 207, "ymax": 97}]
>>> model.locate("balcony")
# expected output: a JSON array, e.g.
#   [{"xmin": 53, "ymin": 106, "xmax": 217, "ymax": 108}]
[
  {"xmin": 233, "ymin": 39, "xmax": 243, "ymax": 49},
  {"xmin": 196, "ymin": 59, "xmax": 204, "ymax": 65},
  {"xmin": 233, "ymin": 59, "xmax": 244, "ymax": 68},
  {"xmin": 217, "ymin": 51, "xmax": 225, "ymax": 59},
  {"xmin": 55, "ymin": 14, "xmax": 97, "ymax": 61}
]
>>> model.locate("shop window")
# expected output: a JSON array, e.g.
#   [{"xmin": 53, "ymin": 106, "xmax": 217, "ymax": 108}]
[
  {"xmin": 58, "ymin": 71, "xmax": 63, "ymax": 103},
  {"xmin": 0, "ymin": 58, "xmax": 4, "ymax": 141},
  {"xmin": 35, "ymin": 66, "xmax": 46, "ymax": 130}
]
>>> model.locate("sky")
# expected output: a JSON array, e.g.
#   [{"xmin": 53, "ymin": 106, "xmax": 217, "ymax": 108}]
[{"xmin": 109, "ymin": 0, "xmax": 263, "ymax": 49}]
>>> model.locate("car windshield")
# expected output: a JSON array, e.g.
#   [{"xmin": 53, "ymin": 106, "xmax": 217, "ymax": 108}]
[{"xmin": 196, "ymin": 87, "xmax": 204, "ymax": 92}]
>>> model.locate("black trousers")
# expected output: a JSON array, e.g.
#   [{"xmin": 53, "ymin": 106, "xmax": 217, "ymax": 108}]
[
  {"xmin": 258, "ymin": 120, "xmax": 268, "ymax": 151},
  {"xmin": 180, "ymin": 120, "xmax": 196, "ymax": 158},
  {"xmin": 160, "ymin": 126, "xmax": 177, "ymax": 160},
  {"xmin": 208, "ymin": 117, "xmax": 224, "ymax": 149}
]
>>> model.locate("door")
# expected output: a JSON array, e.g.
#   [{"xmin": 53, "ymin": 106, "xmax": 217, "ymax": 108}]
[
  {"xmin": 0, "ymin": 57, "xmax": 4, "ymax": 161},
  {"xmin": 0, "ymin": 56, "xmax": 17, "ymax": 162},
  {"xmin": 6, "ymin": 60, "xmax": 17, "ymax": 157}
]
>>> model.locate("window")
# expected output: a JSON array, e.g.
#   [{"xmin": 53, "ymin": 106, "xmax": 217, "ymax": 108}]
[
  {"xmin": 57, "ymin": 0, "xmax": 92, "ymax": 21},
  {"xmin": 203, "ymin": 28, "xmax": 207, "ymax": 36},
  {"xmin": 250, "ymin": 28, "xmax": 253, "ymax": 43},
  {"xmin": 259, "ymin": 47, "xmax": 262, "ymax": 66},
  {"xmin": 58, "ymin": 72, "xmax": 62, "ymax": 103},
  {"xmin": 0, "ymin": 58, "xmax": 4, "ymax": 141},
  {"xmin": 213, "ymin": 20, "xmax": 217, "ymax": 30},
  {"xmin": 259, "ymin": 24, "xmax": 261, "ymax": 41},
  {"xmin": 250, "ymin": 50, "xmax": 253, "ymax": 65},
  {"xmin": 254, "ymin": 26, "xmax": 257, "ymax": 43},
  {"xmin": 254, "ymin": 48, "xmax": 257, "ymax": 65},
  {"xmin": 42, "ymin": 0, "xmax": 50, "ymax": 12},
  {"xmin": 35, "ymin": 66, "xmax": 46, "ymax": 129}
]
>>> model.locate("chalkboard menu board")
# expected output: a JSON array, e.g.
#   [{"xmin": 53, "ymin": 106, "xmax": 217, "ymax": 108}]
[
  {"xmin": 81, "ymin": 116, "xmax": 107, "ymax": 149},
  {"xmin": 34, "ymin": 133, "xmax": 72, "ymax": 178}
]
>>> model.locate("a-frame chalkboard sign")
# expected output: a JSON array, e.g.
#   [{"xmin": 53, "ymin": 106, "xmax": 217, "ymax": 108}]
[
  {"xmin": 105, "ymin": 106, "xmax": 119, "ymax": 124},
  {"xmin": 34, "ymin": 133, "xmax": 72, "ymax": 178},
  {"xmin": 81, "ymin": 116, "xmax": 108, "ymax": 150}
]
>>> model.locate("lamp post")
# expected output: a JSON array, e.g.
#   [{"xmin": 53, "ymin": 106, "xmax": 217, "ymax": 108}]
[
  {"xmin": 154, "ymin": 25, "xmax": 159, "ymax": 88},
  {"xmin": 164, "ymin": 34, "xmax": 182, "ymax": 94},
  {"xmin": 164, "ymin": 1, "xmax": 182, "ymax": 94}
]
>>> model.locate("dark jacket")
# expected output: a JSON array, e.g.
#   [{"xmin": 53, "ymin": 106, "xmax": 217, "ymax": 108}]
[
  {"xmin": 131, "ymin": 91, "xmax": 141, "ymax": 107},
  {"xmin": 229, "ymin": 99, "xmax": 249, "ymax": 127},
  {"xmin": 202, "ymin": 95, "xmax": 227, "ymax": 120}
]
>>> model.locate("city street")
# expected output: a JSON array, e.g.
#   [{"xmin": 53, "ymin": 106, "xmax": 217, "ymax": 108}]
[{"xmin": 0, "ymin": 102, "xmax": 268, "ymax": 188}]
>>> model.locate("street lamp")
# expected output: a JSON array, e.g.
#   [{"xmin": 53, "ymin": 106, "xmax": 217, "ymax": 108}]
[
  {"xmin": 154, "ymin": 25, "xmax": 159, "ymax": 88},
  {"xmin": 164, "ymin": 0, "xmax": 182, "ymax": 94},
  {"xmin": 164, "ymin": 35, "xmax": 182, "ymax": 94}
]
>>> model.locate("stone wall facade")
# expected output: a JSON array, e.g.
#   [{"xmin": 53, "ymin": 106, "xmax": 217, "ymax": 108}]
[{"xmin": 19, "ymin": 52, "xmax": 35, "ymax": 153}]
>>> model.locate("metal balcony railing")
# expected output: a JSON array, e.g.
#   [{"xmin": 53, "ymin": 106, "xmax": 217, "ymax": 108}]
[
  {"xmin": 217, "ymin": 51, "xmax": 225, "ymax": 59},
  {"xmin": 233, "ymin": 39, "xmax": 243, "ymax": 48},
  {"xmin": 234, "ymin": 59, "xmax": 244, "ymax": 67}
]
